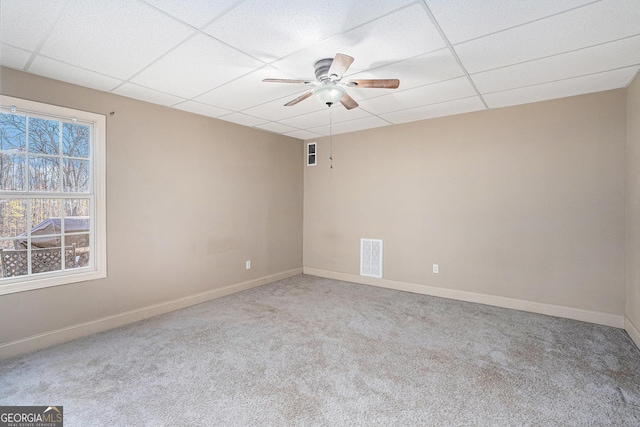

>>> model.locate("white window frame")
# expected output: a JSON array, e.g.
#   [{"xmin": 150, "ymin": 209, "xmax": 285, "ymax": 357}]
[{"xmin": 0, "ymin": 95, "xmax": 106, "ymax": 295}]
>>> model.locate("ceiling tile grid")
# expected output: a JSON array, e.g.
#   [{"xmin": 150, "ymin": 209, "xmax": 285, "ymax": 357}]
[
  {"xmin": 173, "ymin": 100, "xmax": 232, "ymax": 118},
  {"xmin": 202, "ymin": 0, "xmax": 415, "ymax": 63},
  {"xmin": 216, "ymin": 112, "xmax": 269, "ymax": 128},
  {"xmin": 380, "ymin": 96, "xmax": 487, "ymax": 124},
  {"xmin": 29, "ymin": 56, "xmax": 124, "ymax": 92},
  {"xmin": 1, "ymin": 0, "xmax": 639, "ymax": 138},
  {"xmin": 450, "ymin": 0, "xmax": 640, "ymax": 74},
  {"xmin": 472, "ymin": 35, "xmax": 640, "ymax": 95},
  {"xmin": 482, "ymin": 66, "xmax": 640, "ymax": 109},
  {"xmin": 142, "ymin": 0, "xmax": 240, "ymax": 29},
  {"xmin": 38, "ymin": 0, "xmax": 195, "ymax": 80},
  {"xmin": 130, "ymin": 33, "xmax": 264, "ymax": 99},
  {"xmin": 112, "ymin": 82, "xmax": 186, "ymax": 107}
]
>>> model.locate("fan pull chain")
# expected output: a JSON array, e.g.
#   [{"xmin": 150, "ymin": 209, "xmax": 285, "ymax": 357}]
[{"xmin": 329, "ymin": 106, "xmax": 333, "ymax": 169}]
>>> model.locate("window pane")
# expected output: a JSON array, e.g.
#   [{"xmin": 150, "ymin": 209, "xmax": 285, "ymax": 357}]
[
  {"xmin": 32, "ymin": 198, "xmax": 61, "ymax": 226},
  {"xmin": 28, "ymin": 117, "xmax": 59, "ymax": 155},
  {"xmin": 66, "ymin": 232, "xmax": 89, "ymax": 249},
  {"xmin": 63, "ymin": 159, "xmax": 90, "ymax": 192},
  {"xmin": 32, "ymin": 247, "xmax": 62, "ymax": 274},
  {"xmin": 65, "ymin": 198, "xmax": 89, "ymax": 217},
  {"xmin": 61, "ymin": 216, "xmax": 89, "ymax": 248},
  {"xmin": 63, "ymin": 122, "xmax": 90, "ymax": 158},
  {"xmin": 68, "ymin": 233, "xmax": 89, "ymax": 268},
  {"xmin": 0, "ymin": 199, "xmax": 27, "ymax": 239},
  {"xmin": 29, "ymin": 156, "xmax": 60, "ymax": 191},
  {"xmin": 0, "ymin": 154, "xmax": 26, "ymax": 191},
  {"xmin": 64, "ymin": 200, "xmax": 90, "ymax": 268},
  {"xmin": 29, "ymin": 199, "xmax": 61, "ymax": 249},
  {"xmin": 0, "ymin": 240, "xmax": 15, "ymax": 250},
  {"xmin": 0, "ymin": 113, "xmax": 26, "ymax": 151},
  {"xmin": 0, "ymin": 241, "xmax": 28, "ymax": 278}
]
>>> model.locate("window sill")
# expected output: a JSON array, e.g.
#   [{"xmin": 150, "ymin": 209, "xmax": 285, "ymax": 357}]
[{"xmin": 0, "ymin": 268, "xmax": 106, "ymax": 295}]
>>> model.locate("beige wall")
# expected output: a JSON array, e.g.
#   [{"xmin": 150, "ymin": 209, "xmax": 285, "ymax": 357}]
[
  {"xmin": 305, "ymin": 90, "xmax": 627, "ymax": 317},
  {"xmin": 0, "ymin": 68, "xmax": 303, "ymax": 346},
  {"xmin": 0, "ymin": 66, "xmax": 634, "ymax": 354},
  {"xmin": 627, "ymin": 73, "xmax": 640, "ymax": 343}
]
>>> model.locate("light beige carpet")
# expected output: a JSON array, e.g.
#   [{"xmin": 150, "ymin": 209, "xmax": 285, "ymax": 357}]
[{"xmin": 1, "ymin": 274, "xmax": 639, "ymax": 425}]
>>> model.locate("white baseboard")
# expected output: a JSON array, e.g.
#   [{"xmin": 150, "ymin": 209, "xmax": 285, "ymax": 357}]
[
  {"xmin": 625, "ymin": 317, "xmax": 640, "ymax": 350},
  {"xmin": 0, "ymin": 268, "xmax": 302, "ymax": 360},
  {"xmin": 304, "ymin": 268, "xmax": 625, "ymax": 329}
]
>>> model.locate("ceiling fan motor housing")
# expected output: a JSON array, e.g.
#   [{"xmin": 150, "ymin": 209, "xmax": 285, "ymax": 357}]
[{"xmin": 314, "ymin": 58, "xmax": 336, "ymax": 83}]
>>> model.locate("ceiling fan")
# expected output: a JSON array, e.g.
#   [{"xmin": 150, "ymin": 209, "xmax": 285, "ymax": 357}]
[{"xmin": 263, "ymin": 53, "xmax": 400, "ymax": 110}]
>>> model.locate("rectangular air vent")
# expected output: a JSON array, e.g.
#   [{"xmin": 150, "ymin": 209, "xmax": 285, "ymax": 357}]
[
  {"xmin": 307, "ymin": 142, "xmax": 317, "ymax": 166},
  {"xmin": 361, "ymin": 238, "xmax": 383, "ymax": 278}
]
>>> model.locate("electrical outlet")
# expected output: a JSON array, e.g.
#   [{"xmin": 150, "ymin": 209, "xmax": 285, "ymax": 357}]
[
  {"xmin": 433, "ymin": 264, "xmax": 439, "ymax": 274},
  {"xmin": 246, "ymin": 260, "xmax": 251, "ymax": 270}
]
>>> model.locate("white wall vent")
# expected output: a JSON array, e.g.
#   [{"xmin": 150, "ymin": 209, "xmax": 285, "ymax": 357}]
[
  {"xmin": 361, "ymin": 238, "xmax": 383, "ymax": 278},
  {"xmin": 307, "ymin": 142, "xmax": 317, "ymax": 166}
]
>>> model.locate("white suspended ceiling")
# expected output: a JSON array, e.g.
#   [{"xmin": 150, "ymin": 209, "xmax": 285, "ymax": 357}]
[{"xmin": 1, "ymin": 0, "xmax": 639, "ymax": 139}]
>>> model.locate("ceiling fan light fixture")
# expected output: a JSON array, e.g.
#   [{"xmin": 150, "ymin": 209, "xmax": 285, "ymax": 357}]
[
  {"xmin": 264, "ymin": 53, "xmax": 399, "ymax": 109},
  {"xmin": 314, "ymin": 85, "xmax": 346, "ymax": 106}
]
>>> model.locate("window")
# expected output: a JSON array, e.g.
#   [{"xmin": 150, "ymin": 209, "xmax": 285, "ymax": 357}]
[
  {"xmin": 0, "ymin": 96, "xmax": 106, "ymax": 294},
  {"xmin": 307, "ymin": 142, "xmax": 317, "ymax": 166}
]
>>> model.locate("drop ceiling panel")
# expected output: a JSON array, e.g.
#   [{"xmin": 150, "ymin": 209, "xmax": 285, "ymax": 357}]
[
  {"xmin": 0, "ymin": 45, "xmax": 32, "ymax": 70},
  {"xmin": 131, "ymin": 33, "xmax": 263, "ymax": 99},
  {"xmin": 243, "ymin": 92, "xmax": 327, "ymax": 122},
  {"xmin": 284, "ymin": 130, "xmax": 323, "ymax": 140},
  {"xmin": 472, "ymin": 35, "xmax": 640, "ymax": 94},
  {"xmin": 142, "ymin": 0, "xmax": 239, "ymax": 28},
  {"xmin": 425, "ymin": 0, "xmax": 595, "ymax": 44},
  {"xmin": 306, "ymin": 4, "xmax": 445, "ymax": 73},
  {"xmin": 255, "ymin": 122, "xmax": 298, "ymax": 134},
  {"xmin": 358, "ymin": 76, "xmax": 477, "ymax": 115},
  {"xmin": 217, "ymin": 113, "xmax": 269, "ymax": 128},
  {"xmin": 29, "ymin": 56, "xmax": 123, "ymax": 92},
  {"xmin": 112, "ymin": 83, "xmax": 186, "ymax": 107},
  {"xmin": 269, "ymin": 3, "xmax": 444, "ymax": 79},
  {"xmin": 483, "ymin": 66, "xmax": 640, "ymax": 109},
  {"xmin": 347, "ymin": 49, "xmax": 464, "ymax": 97},
  {"xmin": 455, "ymin": 0, "xmax": 640, "ymax": 74},
  {"xmin": 173, "ymin": 101, "xmax": 232, "ymax": 118},
  {"xmin": 0, "ymin": 0, "xmax": 67, "ymax": 51},
  {"xmin": 39, "ymin": 0, "xmax": 194, "ymax": 79},
  {"xmin": 195, "ymin": 66, "xmax": 304, "ymax": 112},
  {"xmin": 203, "ymin": 0, "xmax": 414, "ymax": 63},
  {"xmin": 308, "ymin": 115, "xmax": 390, "ymax": 136},
  {"xmin": 380, "ymin": 96, "xmax": 486, "ymax": 124},
  {"xmin": 279, "ymin": 106, "xmax": 370, "ymax": 129}
]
